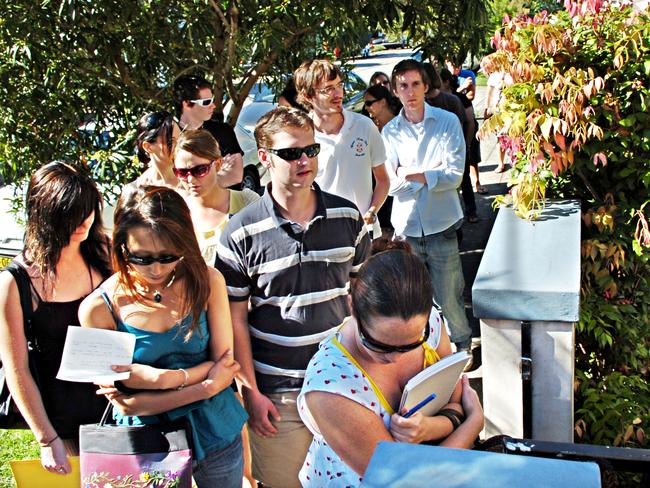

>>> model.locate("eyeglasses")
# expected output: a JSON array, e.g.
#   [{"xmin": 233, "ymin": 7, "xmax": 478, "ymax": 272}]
[
  {"xmin": 357, "ymin": 319, "xmax": 430, "ymax": 354},
  {"xmin": 364, "ymin": 98, "xmax": 380, "ymax": 108},
  {"xmin": 172, "ymin": 161, "xmax": 215, "ymax": 179},
  {"xmin": 190, "ymin": 97, "xmax": 214, "ymax": 107},
  {"xmin": 122, "ymin": 246, "xmax": 182, "ymax": 266},
  {"xmin": 315, "ymin": 81, "xmax": 344, "ymax": 96},
  {"xmin": 264, "ymin": 143, "xmax": 321, "ymax": 161}
]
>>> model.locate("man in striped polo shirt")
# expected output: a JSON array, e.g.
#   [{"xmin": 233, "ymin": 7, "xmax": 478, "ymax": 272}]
[{"xmin": 215, "ymin": 106, "xmax": 370, "ymax": 487}]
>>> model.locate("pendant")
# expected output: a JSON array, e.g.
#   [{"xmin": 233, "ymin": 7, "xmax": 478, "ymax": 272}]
[{"xmin": 153, "ymin": 291, "xmax": 162, "ymax": 303}]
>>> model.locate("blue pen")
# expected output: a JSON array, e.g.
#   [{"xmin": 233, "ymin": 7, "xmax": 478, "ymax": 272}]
[{"xmin": 402, "ymin": 393, "xmax": 437, "ymax": 418}]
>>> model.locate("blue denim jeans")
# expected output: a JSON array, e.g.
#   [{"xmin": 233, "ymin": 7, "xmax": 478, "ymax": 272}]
[
  {"xmin": 403, "ymin": 229, "xmax": 472, "ymax": 348},
  {"xmin": 193, "ymin": 435, "xmax": 243, "ymax": 488}
]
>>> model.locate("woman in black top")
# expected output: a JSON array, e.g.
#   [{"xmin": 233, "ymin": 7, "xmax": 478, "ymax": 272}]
[{"xmin": 0, "ymin": 162, "xmax": 111, "ymax": 475}]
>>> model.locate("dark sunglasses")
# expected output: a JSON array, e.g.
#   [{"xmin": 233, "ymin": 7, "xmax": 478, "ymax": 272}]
[
  {"xmin": 144, "ymin": 111, "xmax": 170, "ymax": 130},
  {"xmin": 172, "ymin": 161, "xmax": 215, "ymax": 179},
  {"xmin": 358, "ymin": 319, "xmax": 430, "ymax": 354},
  {"xmin": 122, "ymin": 246, "xmax": 182, "ymax": 266},
  {"xmin": 364, "ymin": 98, "xmax": 380, "ymax": 108},
  {"xmin": 264, "ymin": 143, "xmax": 321, "ymax": 161}
]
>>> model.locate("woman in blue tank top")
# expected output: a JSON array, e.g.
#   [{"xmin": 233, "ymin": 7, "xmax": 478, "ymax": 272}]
[{"xmin": 79, "ymin": 185, "xmax": 247, "ymax": 488}]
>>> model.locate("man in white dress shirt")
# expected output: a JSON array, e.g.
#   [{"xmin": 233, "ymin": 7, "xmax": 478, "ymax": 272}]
[{"xmin": 381, "ymin": 59, "xmax": 472, "ymax": 352}]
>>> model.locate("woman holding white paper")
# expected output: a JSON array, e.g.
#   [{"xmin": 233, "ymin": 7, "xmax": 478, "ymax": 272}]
[
  {"xmin": 297, "ymin": 241, "xmax": 484, "ymax": 487},
  {"xmin": 78, "ymin": 185, "xmax": 247, "ymax": 488},
  {"xmin": 0, "ymin": 162, "xmax": 111, "ymax": 475}
]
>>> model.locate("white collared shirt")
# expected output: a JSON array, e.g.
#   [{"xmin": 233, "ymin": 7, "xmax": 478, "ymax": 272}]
[
  {"xmin": 315, "ymin": 110, "xmax": 386, "ymax": 237},
  {"xmin": 381, "ymin": 103, "xmax": 465, "ymax": 237}
]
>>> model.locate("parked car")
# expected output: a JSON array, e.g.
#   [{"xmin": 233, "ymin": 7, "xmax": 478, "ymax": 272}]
[{"xmin": 230, "ymin": 71, "xmax": 368, "ymax": 191}]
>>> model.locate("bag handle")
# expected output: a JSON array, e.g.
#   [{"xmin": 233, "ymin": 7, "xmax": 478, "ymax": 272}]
[
  {"xmin": 98, "ymin": 401, "xmax": 171, "ymax": 428},
  {"xmin": 99, "ymin": 402, "xmax": 113, "ymax": 427}
]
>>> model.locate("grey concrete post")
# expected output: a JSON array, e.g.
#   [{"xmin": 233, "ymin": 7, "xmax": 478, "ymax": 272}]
[{"xmin": 472, "ymin": 200, "xmax": 581, "ymax": 442}]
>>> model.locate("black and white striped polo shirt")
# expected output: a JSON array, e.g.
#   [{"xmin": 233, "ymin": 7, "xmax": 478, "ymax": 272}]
[{"xmin": 215, "ymin": 183, "xmax": 370, "ymax": 393}]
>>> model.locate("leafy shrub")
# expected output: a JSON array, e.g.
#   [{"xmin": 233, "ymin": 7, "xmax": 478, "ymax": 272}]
[{"xmin": 479, "ymin": 0, "xmax": 649, "ymax": 466}]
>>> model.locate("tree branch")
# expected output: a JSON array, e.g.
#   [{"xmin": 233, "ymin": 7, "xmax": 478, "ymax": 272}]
[
  {"xmin": 575, "ymin": 166, "xmax": 602, "ymax": 203},
  {"xmin": 226, "ymin": 25, "xmax": 312, "ymax": 124},
  {"xmin": 207, "ymin": 0, "xmax": 229, "ymax": 28}
]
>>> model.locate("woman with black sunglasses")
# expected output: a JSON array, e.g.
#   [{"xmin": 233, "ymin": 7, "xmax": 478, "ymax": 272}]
[
  {"xmin": 363, "ymin": 84, "xmax": 401, "ymax": 132},
  {"xmin": 297, "ymin": 240, "xmax": 484, "ymax": 487},
  {"xmin": 78, "ymin": 186, "xmax": 247, "ymax": 487},
  {"xmin": 132, "ymin": 110, "xmax": 181, "ymax": 188}
]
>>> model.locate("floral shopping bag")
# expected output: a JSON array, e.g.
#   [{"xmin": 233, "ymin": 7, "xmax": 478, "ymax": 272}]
[{"xmin": 79, "ymin": 406, "xmax": 192, "ymax": 488}]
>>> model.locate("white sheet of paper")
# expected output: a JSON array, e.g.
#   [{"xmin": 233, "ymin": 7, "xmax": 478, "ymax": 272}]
[{"xmin": 56, "ymin": 326, "xmax": 135, "ymax": 383}]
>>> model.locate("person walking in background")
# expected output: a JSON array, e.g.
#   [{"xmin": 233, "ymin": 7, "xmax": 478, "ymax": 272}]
[
  {"xmin": 215, "ymin": 107, "xmax": 370, "ymax": 487},
  {"xmin": 440, "ymin": 68, "xmax": 487, "ymax": 200},
  {"xmin": 382, "ymin": 59, "xmax": 473, "ymax": 358},
  {"xmin": 481, "ymin": 57, "xmax": 512, "ymax": 174},
  {"xmin": 445, "ymin": 59, "xmax": 476, "ymax": 101},
  {"xmin": 294, "ymin": 59, "xmax": 389, "ymax": 239},
  {"xmin": 0, "ymin": 162, "xmax": 111, "ymax": 475},
  {"xmin": 172, "ymin": 129, "xmax": 259, "ymax": 266},
  {"xmin": 369, "ymin": 71, "xmax": 391, "ymax": 90},
  {"xmin": 173, "ymin": 74, "xmax": 245, "ymax": 188},
  {"xmin": 423, "ymin": 64, "xmax": 480, "ymax": 223},
  {"xmin": 79, "ymin": 186, "xmax": 247, "ymax": 487}
]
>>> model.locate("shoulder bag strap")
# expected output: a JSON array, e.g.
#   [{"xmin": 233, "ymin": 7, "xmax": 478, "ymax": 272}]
[
  {"xmin": 3, "ymin": 262, "xmax": 36, "ymax": 345},
  {"xmin": 2, "ymin": 261, "xmax": 42, "ymax": 392}
]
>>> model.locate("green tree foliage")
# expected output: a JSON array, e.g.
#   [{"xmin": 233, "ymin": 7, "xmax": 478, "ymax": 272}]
[
  {"xmin": 401, "ymin": 0, "xmax": 490, "ymax": 64},
  {"xmin": 479, "ymin": 0, "xmax": 650, "ymax": 468},
  {"xmin": 0, "ymin": 0, "xmax": 489, "ymax": 190}
]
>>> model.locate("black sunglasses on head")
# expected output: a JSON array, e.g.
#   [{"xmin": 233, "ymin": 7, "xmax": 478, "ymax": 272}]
[
  {"xmin": 144, "ymin": 111, "xmax": 169, "ymax": 130},
  {"xmin": 122, "ymin": 245, "xmax": 182, "ymax": 266},
  {"xmin": 358, "ymin": 319, "xmax": 430, "ymax": 354},
  {"xmin": 264, "ymin": 143, "xmax": 321, "ymax": 161}
]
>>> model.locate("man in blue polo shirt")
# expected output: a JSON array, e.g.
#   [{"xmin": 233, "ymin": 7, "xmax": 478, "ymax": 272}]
[
  {"xmin": 215, "ymin": 106, "xmax": 370, "ymax": 487},
  {"xmin": 382, "ymin": 59, "xmax": 472, "ymax": 357}
]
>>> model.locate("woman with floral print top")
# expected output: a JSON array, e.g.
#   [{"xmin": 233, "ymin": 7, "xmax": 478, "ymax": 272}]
[{"xmin": 297, "ymin": 241, "xmax": 484, "ymax": 487}]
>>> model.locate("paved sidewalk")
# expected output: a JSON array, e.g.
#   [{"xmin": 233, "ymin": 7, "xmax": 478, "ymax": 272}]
[{"xmin": 459, "ymin": 85, "xmax": 511, "ymax": 374}]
